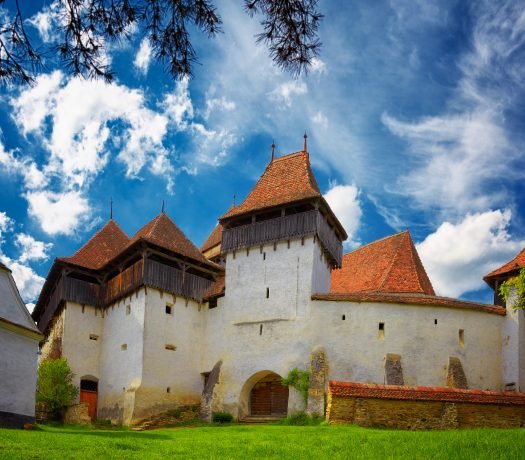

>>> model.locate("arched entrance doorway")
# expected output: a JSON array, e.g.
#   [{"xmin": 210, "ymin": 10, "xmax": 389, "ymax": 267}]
[
  {"xmin": 79, "ymin": 377, "xmax": 98, "ymax": 420},
  {"xmin": 246, "ymin": 371, "xmax": 289, "ymax": 417}
]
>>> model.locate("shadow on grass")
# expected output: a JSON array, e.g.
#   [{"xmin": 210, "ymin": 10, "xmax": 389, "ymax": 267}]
[{"xmin": 43, "ymin": 428, "xmax": 173, "ymax": 440}]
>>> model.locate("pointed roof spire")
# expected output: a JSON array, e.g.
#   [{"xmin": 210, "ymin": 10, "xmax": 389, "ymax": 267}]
[
  {"xmin": 161, "ymin": 199, "xmax": 165, "ymax": 214},
  {"xmin": 303, "ymin": 131, "xmax": 308, "ymax": 153},
  {"xmin": 271, "ymin": 140, "xmax": 275, "ymax": 162},
  {"xmin": 232, "ymin": 193, "xmax": 236, "ymax": 207},
  {"xmin": 110, "ymin": 197, "xmax": 113, "ymax": 220},
  {"xmin": 59, "ymin": 220, "xmax": 130, "ymax": 270}
]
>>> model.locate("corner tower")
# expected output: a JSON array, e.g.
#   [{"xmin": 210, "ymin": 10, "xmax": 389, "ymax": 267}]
[{"xmin": 218, "ymin": 143, "xmax": 347, "ymax": 322}]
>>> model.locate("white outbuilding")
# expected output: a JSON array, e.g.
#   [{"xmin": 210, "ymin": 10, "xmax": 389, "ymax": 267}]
[{"xmin": 0, "ymin": 261, "xmax": 42, "ymax": 427}]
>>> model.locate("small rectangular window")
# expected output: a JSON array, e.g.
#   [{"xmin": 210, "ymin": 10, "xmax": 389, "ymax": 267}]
[
  {"xmin": 378, "ymin": 323, "xmax": 385, "ymax": 340},
  {"xmin": 209, "ymin": 298, "xmax": 218, "ymax": 309},
  {"xmin": 126, "ymin": 304, "xmax": 131, "ymax": 315},
  {"xmin": 259, "ymin": 324, "xmax": 263, "ymax": 336},
  {"xmin": 459, "ymin": 329, "xmax": 465, "ymax": 347},
  {"xmin": 266, "ymin": 287, "xmax": 270, "ymax": 298},
  {"xmin": 165, "ymin": 344, "xmax": 177, "ymax": 351},
  {"xmin": 165, "ymin": 304, "xmax": 173, "ymax": 315},
  {"xmin": 342, "ymin": 315, "xmax": 346, "ymax": 321},
  {"xmin": 121, "ymin": 344, "xmax": 127, "ymax": 351},
  {"xmin": 434, "ymin": 319, "xmax": 438, "ymax": 325},
  {"xmin": 89, "ymin": 334, "xmax": 99, "ymax": 341}
]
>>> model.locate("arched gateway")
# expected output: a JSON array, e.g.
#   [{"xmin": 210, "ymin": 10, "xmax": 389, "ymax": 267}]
[{"xmin": 240, "ymin": 371, "xmax": 289, "ymax": 418}]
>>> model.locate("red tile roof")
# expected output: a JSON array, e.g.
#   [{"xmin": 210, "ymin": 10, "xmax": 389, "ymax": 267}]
[
  {"xmin": 200, "ymin": 223, "xmax": 223, "ymax": 253},
  {"xmin": 130, "ymin": 212, "xmax": 215, "ymax": 268},
  {"xmin": 59, "ymin": 219, "xmax": 130, "ymax": 270},
  {"xmin": 331, "ymin": 230, "xmax": 435, "ymax": 295},
  {"xmin": 221, "ymin": 151, "xmax": 322, "ymax": 220},
  {"xmin": 312, "ymin": 292, "xmax": 505, "ymax": 315},
  {"xmin": 203, "ymin": 275, "xmax": 225, "ymax": 301},
  {"xmin": 328, "ymin": 381, "xmax": 525, "ymax": 405},
  {"xmin": 484, "ymin": 247, "xmax": 525, "ymax": 287}
]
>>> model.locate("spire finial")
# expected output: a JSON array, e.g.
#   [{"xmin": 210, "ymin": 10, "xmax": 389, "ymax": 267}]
[
  {"xmin": 161, "ymin": 200, "xmax": 165, "ymax": 213},
  {"xmin": 271, "ymin": 140, "xmax": 275, "ymax": 162},
  {"xmin": 233, "ymin": 193, "xmax": 236, "ymax": 207},
  {"xmin": 303, "ymin": 131, "xmax": 308, "ymax": 152},
  {"xmin": 110, "ymin": 197, "xmax": 113, "ymax": 220}
]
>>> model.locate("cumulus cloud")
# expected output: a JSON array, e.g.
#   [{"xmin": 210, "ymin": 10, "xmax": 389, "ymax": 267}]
[
  {"xmin": 15, "ymin": 233, "xmax": 53, "ymax": 263},
  {"xmin": 416, "ymin": 210, "xmax": 525, "ymax": 298},
  {"xmin": 0, "ymin": 212, "xmax": 47, "ymax": 303},
  {"xmin": 27, "ymin": 1, "xmax": 62, "ymax": 43},
  {"xmin": 134, "ymin": 38, "xmax": 152, "ymax": 75},
  {"xmin": 324, "ymin": 184, "xmax": 362, "ymax": 248},
  {"xmin": 26, "ymin": 190, "xmax": 90, "ymax": 236}
]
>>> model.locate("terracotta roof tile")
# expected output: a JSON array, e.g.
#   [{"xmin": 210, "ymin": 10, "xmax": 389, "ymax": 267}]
[
  {"xmin": 59, "ymin": 220, "xmax": 130, "ymax": 270},
  {"xmin": 130, "ymin": 212, "xmax": 216, "ymax": 268},
  {"xmin": 312, "ymin": 292, "xmax": 505, "ymax": 315},
  {"xmin": 328, "ymin": 381, "xmax": 525, "ymax": 405},
  {"xmin": 200, "ymin": 224, "xmax": 223, "ymax": 253},
  {"xmin": 484, "ymin": 247, "xmax": 525, "ymax": 286},
  {"xmin": 221, "ymin": 151, "xmax": 321, "ymax": 220},
  {"xmin": 203, "ymin": 275, "xmax": 225, "ymax": 301},
  {"xmin": 331, "ymin": 230, "xmax": 435, "ymax": 295}
]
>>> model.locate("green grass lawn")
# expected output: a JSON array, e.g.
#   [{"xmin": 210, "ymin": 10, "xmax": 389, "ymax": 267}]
[{"xmin": 1, "ymin": 424, "xmax": 524, "ymax": 459}]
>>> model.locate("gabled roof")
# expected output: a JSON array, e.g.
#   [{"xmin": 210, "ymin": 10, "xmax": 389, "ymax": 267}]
[
  {"xmin": 331, "ymin": 230, "xmax": 435, "ymax": 295},
  {"xmin": 221, "ymin": 151, "xmax": 322, "ymax": 220},
  {"xmin": 0, "ymin": 262, "xmax": 41, "ymax": 335},
  {"xmin": 484, "ymin": 247, "xmax": 525, "ymax": 287},
  {"xmin": 203, "ymin": 274, "xmax": 225, "ymax": 301},
  {"xmin": 59, "ymin": 219, "xmax": 130, "ymax": 270},
  {"xmin": 130, "ymin": 212, "xmax": 214, "ymax": 267},
  {"xmin": 200, "ymin": 223, "xmax": 223, "ymax": 253}
]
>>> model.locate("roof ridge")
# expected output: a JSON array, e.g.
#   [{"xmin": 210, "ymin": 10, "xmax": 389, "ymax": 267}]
[
  {"xmin": 271, "ymin": 151, "xmax": 305, "ymax": 162},
  {"xmin": 342, "ymin": 230, "xmax": 409, "ymax": 257},
  {"xmin": 407, "ymin": 232, "xmax": 435, "ymax": 295}
]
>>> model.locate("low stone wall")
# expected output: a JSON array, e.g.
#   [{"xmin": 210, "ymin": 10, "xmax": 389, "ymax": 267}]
[
  {"xmin": 64, "ymin": 403, "xmax": 91, "ymax": 425},
  {"xmin": 327, "ymin": 381, "xmax": 525, "ymax": 429}
]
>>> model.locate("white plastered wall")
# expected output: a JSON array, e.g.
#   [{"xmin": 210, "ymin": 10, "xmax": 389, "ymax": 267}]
[
  {"xmin": 98, "ymin": 290, "xmax": 146, "ymax": 424},
  {"xmin": 0, "ymin": 326, "xmax": 39, "ymax": 418},
  {"xmin": 136, "ymin": 288, "xmax": 205, "ymax": 420},
  {"xmin": 502, "ymin": 291, "xmax": 525, "ymax": 391}
]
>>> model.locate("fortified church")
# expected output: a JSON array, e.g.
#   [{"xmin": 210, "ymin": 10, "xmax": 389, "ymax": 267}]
[{"xmin": 32, "ymin": 141, "xmax": 525, "ymax": 425}]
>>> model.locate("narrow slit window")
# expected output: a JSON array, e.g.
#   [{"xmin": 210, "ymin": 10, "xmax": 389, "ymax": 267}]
[
  {"xmin": 342, "ymin": 315, "xmax": 346, "ymax": 321},
  {"xmin": 259, "ymin": 324, "xmax": 263, "ymax": 336},
  {"xmin": 459, "ymin": 329, "xmax": 465, "ymax": 347},
  {"xmin": 165, "ymin": 304, "xmax": 173, "ymax": 315},
  {"xmin": 165, "ymin": 344, "xmax": 177, "ymax": 351},
  {"xmin": 166, "ymin": 387, "xmax": 171, "ymax": 393},
  {"xmin": 266, "ymin": 287, "xmax": 270, "ymax": 298},
  {"xmin": 434, "ymin": 319, "xmax": 438, "ymax": 325},
  {"xmin": 263, "ymin": 252, "xmax": 266, "ymax": 260},
  {"xmin": 126, "ymin": 304, "xmax": 131, "ymax": 315},
  {"xmin": 378, "ymin": 323, "xmax": 385, "ymax": 340}
]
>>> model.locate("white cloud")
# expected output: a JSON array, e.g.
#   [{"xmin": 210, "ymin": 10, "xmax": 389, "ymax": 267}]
[
  {"xmin": 312, "ymin": 111, "xmax": 328, "ymax": 128},
  {"xmin": 26, "ymin": 190, "xmax": 90, "ymax": 236},
  {"xmin": 134, "ymin": 38, "xmax": 152, "ymax": 75},
  {"xmin": 324, "ymin": 184, "xmax": 362, "ymax": 248},
  {"xmin": 27, "ymin": 1, "xmax": 61, "ymax": 43},
  {"xmin": 15, "ymin": 233, "xmax": 53, "ymax": 263},
  {"xmin": 383, "ymin": 0, "xmax": 525, "ymax": 218},
  {"xmin": 269, "ymin": 81, "xmax": 308, "ymax": 107},
  {"xmin": 204, "ymin": 96, "xmax": 236, "ymax": 119},
  {"xmin": 0, "ymin": 212, "xmax": 47, "ymax": 303},
  {"xmin": 0, "ymin": 256, "xmax": 46, "ymax": 303},
  {"xmin": 161, "ymin": 77, "xmax": 194, "ymax": 128},
  {"xmin": 0, "ymin": 211, "xmax": 13, "ymax": 240},
  {"xmin": 382, "ymin": 109, "xmax": 512, "ymax": 214},
  {"xmin": 416, "ymin": 210, "xmax": 525, "ymax": 298},
  {"xmin": 309, "ymin": 58, "xmax": 327, "ymax": 75}
]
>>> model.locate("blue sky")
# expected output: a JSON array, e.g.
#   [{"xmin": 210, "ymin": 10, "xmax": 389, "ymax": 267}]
[{"xmin": 1, "ymin": 0, "xmax": 524, "ymax": 308}]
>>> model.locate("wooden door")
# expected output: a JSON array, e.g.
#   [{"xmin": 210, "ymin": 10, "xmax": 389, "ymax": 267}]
[
  {"xmin": 80, "ymin": 390, "xmax": 97, "ymax": 420},
  {"xmin": 250, "ymin": 374, "xmax": 289, "ymax": 416}
]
